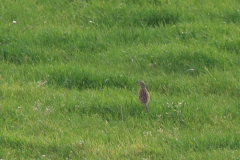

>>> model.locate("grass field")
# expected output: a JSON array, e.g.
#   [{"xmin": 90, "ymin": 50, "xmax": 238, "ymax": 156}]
[{"xmin": 1, "ymin": 0, "xmax": 240, "ymax": 159}]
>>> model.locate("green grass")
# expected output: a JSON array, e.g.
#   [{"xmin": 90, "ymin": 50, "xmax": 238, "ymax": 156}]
[{"xmin": 1, "ymin": 0, "xmax": 240, "ymax": 159}]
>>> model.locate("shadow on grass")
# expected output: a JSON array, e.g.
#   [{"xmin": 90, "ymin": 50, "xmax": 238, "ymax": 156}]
[
  {"xmin": 0, "ymin": 135, "xmax": 77, "ymax": 159},
  {"xmin": 91, "ymin": 4, "xmax": 180, "ymax": 27},
  {"xmin": 148, "ymin": 49, "xmax": 221, "ymax": 75},
  {"xmin": 46, "ymin": 68, "xmax": 133, "ymax": 90},
  {"xmin": 134, "ymin": 9, "xmax": 179, "ymax": 27},
  {"xmin": 61, "ymin": 102, "xmax": 150, "ymax": 121}
]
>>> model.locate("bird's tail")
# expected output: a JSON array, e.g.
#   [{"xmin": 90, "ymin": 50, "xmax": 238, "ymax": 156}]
[{"xmin": 145, "ymin": 104, "xmax": 149, "ymax": 112}]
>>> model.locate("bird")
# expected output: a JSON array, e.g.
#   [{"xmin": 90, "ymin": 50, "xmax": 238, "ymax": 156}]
[{"xmin": 138, "ymin": 81, "xmax": 150, "ymax": 112}]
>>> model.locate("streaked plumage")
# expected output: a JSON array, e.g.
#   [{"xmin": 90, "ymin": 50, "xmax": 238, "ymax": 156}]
[{"xmin": 138, "ymin": 81, "xmax": 150, "ymax": 112}]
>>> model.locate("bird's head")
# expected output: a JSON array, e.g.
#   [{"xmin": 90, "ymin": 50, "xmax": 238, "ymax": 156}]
[{"xmin": 138, "ymin": 81, "xmax": 146, "ymax": 88}]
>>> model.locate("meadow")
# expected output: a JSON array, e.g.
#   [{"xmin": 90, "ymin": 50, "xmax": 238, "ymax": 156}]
[{"xmin": 1, "ymin": 0, "xmax": 240, "ymax": 159}]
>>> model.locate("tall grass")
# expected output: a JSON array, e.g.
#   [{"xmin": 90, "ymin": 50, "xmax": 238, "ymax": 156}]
[{"xmin": 1, "ymin": 0, "xmax": 240, "ymax": 159}]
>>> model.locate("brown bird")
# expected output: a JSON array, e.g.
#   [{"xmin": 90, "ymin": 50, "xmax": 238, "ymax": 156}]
[{"xmin": 138, "ymin": 81, "xmax": 150, "ymax": 112}]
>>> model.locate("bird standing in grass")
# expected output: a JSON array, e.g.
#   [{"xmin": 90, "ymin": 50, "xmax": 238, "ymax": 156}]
[{"xmin": 138, "ymin": 81, "xmax": 150, "ymax": 112}]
